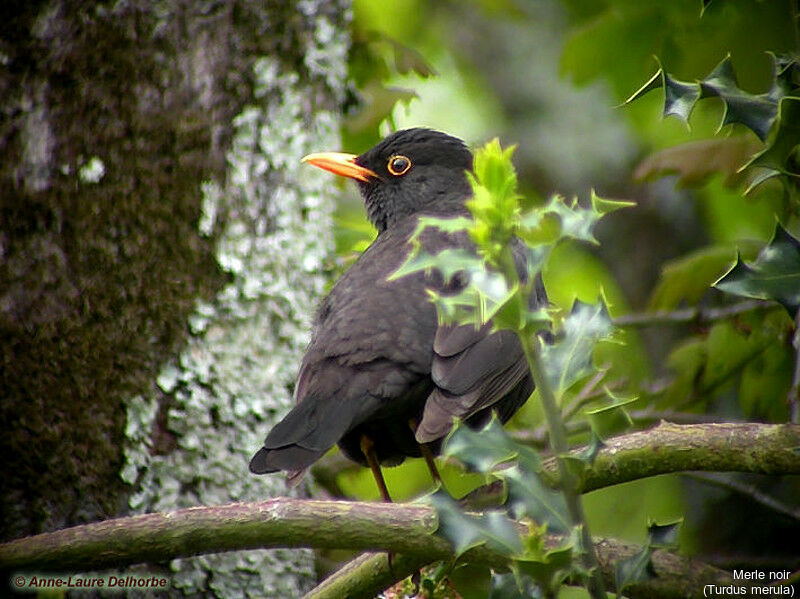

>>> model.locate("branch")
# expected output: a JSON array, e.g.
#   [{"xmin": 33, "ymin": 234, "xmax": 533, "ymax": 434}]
[
  {"xmin": 684, "ymin": 472, "xmax": 800, "ymax": 523},
  {"xmin": 463, "ymin": 422, "xmax": 800, "ymax": 508},
  {"xmin": 611, "ymin": 300, "xmax": 775, "ymax": 328},
  {"xmin": 0, "ymin": 498, "xmax": 750, "ymax": 599},
  {"xmin": 305, "ymin": 535, "xmax": 747, "ymax": 599},
  {"xmin": 559, "ymin": 421, "xmax": 800, "ymax": 493},
  {"xmin": 2, "ymin": 423, "xmax": 798, "ymax": 596}
]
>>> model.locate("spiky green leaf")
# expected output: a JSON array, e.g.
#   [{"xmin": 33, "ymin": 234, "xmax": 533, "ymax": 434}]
[
  {"xmin": 540, "ymin": 301, "xmax": 615, "ymax": 397},
  {"xmin": 430, "ymin": 490, "xmax": 522, "ymax": 557},
  {"xmin": 714, "ymin": 224, "xmax": 800, "ymax": 316},
  {"xmin": 647, "ymin": 519, "xmax": 682, "ymax": 548},
  {"xmin": 443, "ymin": 416, "xmax": 523, "ymax": 472}
]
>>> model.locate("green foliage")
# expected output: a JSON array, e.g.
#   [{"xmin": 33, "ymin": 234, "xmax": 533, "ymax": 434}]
[
  {"xmin": 393, "ymin": 139, "xmax": 633, "ymax": 598},
  {"xmin": 337, "ymin": 3, "xmax": 800, "ymax": 597},
  {"xmin": 615, "ymin": 520, "xmax": 681, "ymax": 594},
  {"xmin": 715, "ymin": 224, "xmax": 800, "ymax": 316},
  {"xmin": 540, "ymin": 301, "xmax": 615, "ymax": 397},
  {"xmin": 437, "ymin": 419, "xmax": 583, "ymax": 597}
]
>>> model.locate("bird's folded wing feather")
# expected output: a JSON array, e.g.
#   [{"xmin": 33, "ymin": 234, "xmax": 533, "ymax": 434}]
[{"xmin": 416, "ymin": 322, "xmax": 530, "ymax": 442}]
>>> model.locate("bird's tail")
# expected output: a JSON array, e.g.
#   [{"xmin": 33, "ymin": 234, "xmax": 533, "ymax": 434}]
[{"xmin": 249, "ymin": 393, "xmax": 378, "ymax": 476}]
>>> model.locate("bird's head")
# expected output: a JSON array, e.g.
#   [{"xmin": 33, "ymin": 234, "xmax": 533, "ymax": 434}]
[{"xmin": 302, "ymin": 128, "xmax": 473, "ymax": 232}]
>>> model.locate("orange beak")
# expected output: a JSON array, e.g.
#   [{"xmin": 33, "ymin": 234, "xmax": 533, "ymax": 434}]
[{"xmin": 301, "ymin": 152, "xmax": 377, "ymax": 183}]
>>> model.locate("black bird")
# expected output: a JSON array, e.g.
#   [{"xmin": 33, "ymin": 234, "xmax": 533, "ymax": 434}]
[{"xmin": 249, "ymin": 128, "xmax": 544, "ymax": 500}]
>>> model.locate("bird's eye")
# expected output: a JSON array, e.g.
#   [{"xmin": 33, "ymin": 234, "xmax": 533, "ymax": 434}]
[{"xmin": 387, "ymin": 155, "xmax": 412, "ymax": 176}]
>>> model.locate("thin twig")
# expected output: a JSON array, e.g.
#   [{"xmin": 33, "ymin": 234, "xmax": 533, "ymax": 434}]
[
  {"xmin": 612, "ymin": 300, "xmax": 775, "ymax": 328},
  {"xmin": 684, "ymin": 472, "xmax": 800, "ymax": 523}
]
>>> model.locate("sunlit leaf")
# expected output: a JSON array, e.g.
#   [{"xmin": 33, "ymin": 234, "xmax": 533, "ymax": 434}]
[
  {"xmin": 589, "ymin": 189, "xmax": 636, "ymax": 215},
  {"xmin": 389, "ymin": 247, "xmax": 482, "ymax": 282}
]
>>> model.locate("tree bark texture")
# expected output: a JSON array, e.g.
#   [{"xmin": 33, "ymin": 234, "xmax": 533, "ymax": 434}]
[{"xmin": 1, "ymin": 1, "xmax": 350, "ymax": 596}]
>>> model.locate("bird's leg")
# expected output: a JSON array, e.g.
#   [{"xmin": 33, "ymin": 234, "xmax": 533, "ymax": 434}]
[
  {"xmin": 360, "ymin": 434, "xmax": 392, "ymax": 503},
  {"xmin": 360, "ymin": 434, "xmax": 396, "ymax": 574},
  {"xmin": 409, "ymin": 419, "xmax": 443, "ymax": 486}
]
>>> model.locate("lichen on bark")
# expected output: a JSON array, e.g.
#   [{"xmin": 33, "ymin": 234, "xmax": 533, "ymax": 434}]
[{"xmin": 122, "ymin": 9, "xmax": 351, "ymax": 599}]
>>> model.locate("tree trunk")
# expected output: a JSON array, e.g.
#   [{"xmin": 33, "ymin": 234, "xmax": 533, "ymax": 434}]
[{"xmin": 1, "ymin": 1, "xmax": 350, "ymax": 595}]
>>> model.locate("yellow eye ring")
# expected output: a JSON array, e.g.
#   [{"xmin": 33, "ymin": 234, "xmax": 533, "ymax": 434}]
[{"xmin": 387, "ymin": 155, "xmax": 412, "ymax": 176}]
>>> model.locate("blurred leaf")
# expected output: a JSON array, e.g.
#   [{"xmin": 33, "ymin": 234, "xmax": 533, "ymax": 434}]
[
  {"xmin": 702, "ymin": 320, "xmax": 765, "ymax": 390},
  {"xmin": 714, "ymin": 224, "xmax": 800, "ymax": 316},
  {"xmin": 505, "ymin": 464, "xmax": 571, "ymax": 533},
  {"xmin": 443, "ymin": 416, "xmax": 528, "ymax": 473},
  {"xmin": 739, "ymin": 342, "xmax": 793, "ymax": 421},
  {"xmin": 589, "ymin": 189, "xmax": 636, "ymax": 215},
  {"xmin": 488, "ymin": 572, "xmax": 543, "ymax": 599},
  {"xmin": 648, "ymin": 241, "xmax": 761, "ymax": 311},
  {"xmin": 576, "ymin": 433, "xmax": 605, "ymax": 465},
  {"xmin": 615, "ymin": 545, "xmax": 655, "ymax": 592},
  {"xmin": 514, "ymin": 540, "xmax": 575, "ymax": 595},
  {"xmin": 634, "ymin": 137, "xmax": 760, "ymax": 188},
  {"xmin": 540, "ymin": 301, "xmax": 615, "ymax": 398},
  {"xmin": 414, "ymin": 215, "xmax": 472, "ymax": 235},
  {"xmin": 647, "ymin": 519, "xmax": 682, "ymax": 548},
  {"xmin": 585, "ymin": 394, "xmax": 637, "ymax": 439},
  {"xmin": 389, "ymin": 247, "xmax": 483, "ymax": 283},
  {"xmin": 431, "ymin": 490, "xmax": 522, "ymax": 557}
]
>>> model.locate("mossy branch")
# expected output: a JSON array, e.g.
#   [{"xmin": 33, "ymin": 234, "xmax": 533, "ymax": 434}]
[
  {"xmin": 0, "ymin": 498, "xmax": 769, "ymax": 599},
  {"xmin": 305, "ymin": 536, "xmax": 749, "ymax": 599},
  {"xmin": 2, "ymin": 422, "xmax": 798, "ymax": 596}
]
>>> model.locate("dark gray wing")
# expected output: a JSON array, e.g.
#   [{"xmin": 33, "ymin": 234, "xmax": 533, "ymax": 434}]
[
  {"xmin": 415, "ymin": 240, "xmax": 547, "ymax": 443},
  {"xmin": 415, "ymin": 324, "xmax": 530, "ymax": 442}
]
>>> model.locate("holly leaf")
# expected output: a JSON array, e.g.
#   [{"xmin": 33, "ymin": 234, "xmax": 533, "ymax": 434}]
[
  {"xmin": 647, "ymin": 519, "xmax": 682, "ymax": 549},
  {"xmin": 488, "ymin": 572, "xmax": 543, "ymax": 599},
  {"xmin": 443, "ymin": 416, "xmax": 525, "ymax": 473},
  {"xmin": 624, "ymin": 61, "xmax": 700, "ymax": 123},
  {"xmin": 746, "ymin": 96, "xmax": 800, "ymax": 174},
  {"xmin": 615, "ymin": 545, "xmax": 655, "ymax": 592},
  {"xmin": 714, "ymin": 224, "xmax": 800, "ymax": 316},
  {"xmin": 699, "ymin": 55, "xmax": 779, "ymax": 141},
  {"xmin": 540, "ymin": 301, "xmax": 615, "ymax": 398},
  {"xmin": 589, "ymin": 189, "xmax": 636, "ymax": 215},
  {"xmin": 505, "ymin": 464, "xmax": 571, "ymax": 534},
  {"xmin": 584, "ymin": 392, "xmax": 637, "ymax": 439},
  {"xmin": 390, "ymin": 247, "xmax": 482, "ymax": 283},
  {"xmin": 648, "ymin": 241, "xmax": 763, "ymax": 310},
  {"xmin": 628, "ymin": 53, "xmax": 799, "ymax": 142},
  {"xmin": 514, "ymin": 540, "xmax": 575, "ymax": 595},
  {"xmin": 430, "ymin": 490, "xmax": 522, "ymax": 557}
]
